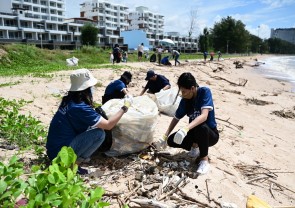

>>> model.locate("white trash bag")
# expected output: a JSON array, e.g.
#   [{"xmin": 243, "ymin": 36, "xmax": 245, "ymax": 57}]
[
  {"xmin": 155, "ymin": 88, "xmax": 181, "ymax": 117},
  {"xmin": 66, "ymin": 56, "xmax": 79, "ymax": 66},
  {"xmin": 102, "ymin": 95, "xmax": 158, "ymax": 156}
]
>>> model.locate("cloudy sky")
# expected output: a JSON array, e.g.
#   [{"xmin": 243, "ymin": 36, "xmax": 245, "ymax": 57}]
[{"xmin": 65, "ymin": 0, "xmax": 295, "ymax": 39}]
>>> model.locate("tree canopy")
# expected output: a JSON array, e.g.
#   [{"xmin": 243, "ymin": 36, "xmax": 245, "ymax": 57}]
[
  {"xmin": 80, "ymin": 23, "xmax": 99, "ymax": 46},
  {"xmin": 197, "ymin": 16, "xmax": 295, "ymax": 54}
]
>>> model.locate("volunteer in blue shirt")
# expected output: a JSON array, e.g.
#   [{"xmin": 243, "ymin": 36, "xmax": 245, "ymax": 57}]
[
  {"xmin": 139, "ymin": 70, "xmax": 171, "ymax": 95},
  {"xmin": 46, "ymin": 69, "xmax": 132, "ymax": 175},
  {"xmin": 102, "ymin": 71, "xmax": 132, "ymax": 104},
  {"xmin": 161, "ymin": 72, "xmax": 219, "ymax": 175}
]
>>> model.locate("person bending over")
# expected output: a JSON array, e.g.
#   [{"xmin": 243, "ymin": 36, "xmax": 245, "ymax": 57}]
[
  {"xmin": 46, "ymin": 69, "xmax": 132, "ymax": 175},
  {"xmin": 102, "ymin": 71, "xmax": 132, "ymax": 104},
  {"xmin": 159, "ymin": 72, "xmax": 219, "ymax": 175},
  {"xmin": 139, "ymin": 70, "xmax": 171, "ymax": 95}
]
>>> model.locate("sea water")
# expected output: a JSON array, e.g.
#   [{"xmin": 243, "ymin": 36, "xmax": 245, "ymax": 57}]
[{"xmin": 256, "ymin": 55, "xmax": 295, "ymax": 92}]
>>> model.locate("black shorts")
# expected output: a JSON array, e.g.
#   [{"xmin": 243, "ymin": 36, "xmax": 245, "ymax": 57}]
[{"xmin": 138, "ymin": 51, "xmax": 143, "ymax": 57}]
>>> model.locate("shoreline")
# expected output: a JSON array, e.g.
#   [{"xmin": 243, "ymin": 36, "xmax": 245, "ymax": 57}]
[{"xmin": 254, "ymin": 55, "xmax": 295, "ymax": 92}]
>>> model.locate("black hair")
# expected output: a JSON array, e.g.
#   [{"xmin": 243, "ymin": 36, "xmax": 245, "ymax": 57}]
[
  {"xmin": 60, "ymin": 87, "xmax": 94, "ymax": 108},
  {"xmin": 177, "ymin": 72, "xmax": 199, "ymax": 89},
  {"xmin": 120, "ymin": 71, "xmax": 132, "ymax": 85}
]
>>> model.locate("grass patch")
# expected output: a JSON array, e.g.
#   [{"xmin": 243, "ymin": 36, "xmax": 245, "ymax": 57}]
[{"xmin": 0, "ymin": 44, "xmax": 207, "ymax": 77}]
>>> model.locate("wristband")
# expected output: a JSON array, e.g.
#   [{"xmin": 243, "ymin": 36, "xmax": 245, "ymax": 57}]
[{"xmin": 121, "ymin": 106, "xmax": 128, "ymax": 113}]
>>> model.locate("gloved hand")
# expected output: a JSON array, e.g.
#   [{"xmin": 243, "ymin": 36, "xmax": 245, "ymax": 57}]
[
  {"xmin": 124, "ymin": 95, "xmax": 133, "ymax": 108},
  {"xmin": 154, "ymin": 135, "xmax": 168, "ymax": 150},
  {"xmin": 173, "ymin": 127, "xmax": 189, "ymax": 144}
]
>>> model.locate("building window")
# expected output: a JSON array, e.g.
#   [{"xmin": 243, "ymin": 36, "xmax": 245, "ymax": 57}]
[{"xmin": 41, "ymin": 8, "xmax": 47, "ymax": 13}]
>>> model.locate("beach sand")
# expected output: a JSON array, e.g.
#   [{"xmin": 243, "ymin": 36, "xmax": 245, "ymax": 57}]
[{"xmin": 0, "ymin": 56, "xmax": 294, "ymax": 207}]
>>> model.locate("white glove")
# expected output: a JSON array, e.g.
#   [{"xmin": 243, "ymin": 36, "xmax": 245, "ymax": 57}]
[
  {"xmin": 154, "ymin": 135, "xmax": 168, "ymax": 150},
  {"xmin": 124, "ymin": 95, "xmax": 133, "ymax": 108},
  {"xmin": 173, "ymin": 127, "xmax": 189, "ymax": 144}
]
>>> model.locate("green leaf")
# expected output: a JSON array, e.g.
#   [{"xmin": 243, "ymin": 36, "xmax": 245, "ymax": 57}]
[
  {"xmin": 0, "ymin": 180, "xmax": 7, "ymax": 194},
  {"xmin": 51, "ymin": 199, "xmax": 62, "ymax": 206},
  {"xmin": 48, "ymin": 174, "xmax": 56, "ymax": 184},
  {"xmin": 67, "ymin": 168, "xmax": 74, "ymax": 181},
  {"xmin": 35, "ymin": 193, "xmax": 43, "ymax": 203},
  {"xmin": 89, "ymin": 187, "xmax": 104, "ymax": 204},
  {"xmin": 0, "ymin": 190, "xmax": 12, "ymax": 200},
  {"xmin": 98, "ymin": 202, "xmax": 110, "ymax": 207}
]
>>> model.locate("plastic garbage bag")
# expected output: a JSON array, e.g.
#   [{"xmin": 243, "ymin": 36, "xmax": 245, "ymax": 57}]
[
  {"xmin": 155, "ymin": 87, "xmax": 181, "ymax": 117},
  {"xmin": 66, "ymin": 56, "xmax": 79, "ymax": 66},
  {"xmin": 102, "ymin": 95, "xmax": 158, "ymax": 156}
]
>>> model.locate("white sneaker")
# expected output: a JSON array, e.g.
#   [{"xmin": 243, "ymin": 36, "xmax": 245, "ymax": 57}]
[
  {"xmin": 197, "ymin": 160, "xmax": 210, "ymax": 175},
  {"xmin": 188, "ymin": 147, "xmax": 200, "ymax": 158}
]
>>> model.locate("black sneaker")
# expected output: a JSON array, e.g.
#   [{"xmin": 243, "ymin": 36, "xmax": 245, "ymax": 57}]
[{"xmin": 77, "ymin": 166, "xmax": 88, "ymax": 175}]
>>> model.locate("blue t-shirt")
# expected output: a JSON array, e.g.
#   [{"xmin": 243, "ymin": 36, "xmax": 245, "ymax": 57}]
[
  {"xmin": 104, "ymin": 79, "xmax": 126, "ymax": 96},
  {"xmin": 145, "ymin": 74, "xmax": 170, "ymax": 93},
  {"xmin": 46, "ymin": 101, "xmax": 101, "ymax": 160},
  {"xmin": 175, "ymin": 87, "xmax": 217, "ymax": 129}
]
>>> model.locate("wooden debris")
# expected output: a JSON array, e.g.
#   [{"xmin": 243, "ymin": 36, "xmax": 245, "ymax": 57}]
[
  {"xmin": 130, "ymin": 198, "xmax": 177, "ymax": 208},
  {"xmin": 205, "ymin": 179, "xmax": 211, "ymax": 202}
]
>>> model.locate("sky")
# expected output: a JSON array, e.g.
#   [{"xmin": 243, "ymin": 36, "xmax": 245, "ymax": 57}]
[{"xmin": 65, "ymin": 0, "xmax": 295, "ymax": 39}]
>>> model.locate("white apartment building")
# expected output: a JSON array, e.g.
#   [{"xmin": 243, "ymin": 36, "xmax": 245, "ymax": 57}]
[
  {"xmin": 271, "ymin": 28, "xmax": 295, "ymax": 45},
  {"xmin": 80, "ymin": 0, "xmax": 129, "ymax": 45},
  {"xmin": 128, "ymin": 6, "xmax": 164, "ymax": 35},
  {"xmin": 0, "ymin": 0, "xmax": 197, "ymax": 51},
  {"xmin": 0, "ymin": 0, "xmax": 84, "ymax": 48},
  {"xmin": 127, "ymin": 7, "xmax": 197, "ymax": 50}
]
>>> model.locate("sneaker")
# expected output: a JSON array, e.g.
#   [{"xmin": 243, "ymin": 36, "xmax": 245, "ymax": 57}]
[
  {"xmin": 196, "ymin": 160, "xmax": 210, "ymax": 175},
  {"xmin": 188, "ymin": 147, "xmax": 200, "ymax": 158},
  {"xmin": 77, "ymin": 166, "xmax": 88, "ymax": 175}
]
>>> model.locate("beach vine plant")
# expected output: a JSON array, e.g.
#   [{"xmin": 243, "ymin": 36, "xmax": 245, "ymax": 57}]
[
  {"xmin": 0, "ymin": 147, "xmax": 110, "ymax": 207},
  {"xmin": 0, "ymin": 97, "xmax": 47, "ymax": 155}
]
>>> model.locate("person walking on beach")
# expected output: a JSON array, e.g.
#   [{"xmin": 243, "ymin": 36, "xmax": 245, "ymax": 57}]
[
  {"xmin": 210, "ymin": 52, "xmax": 214, "ymax": 61},
  {"xmin": 157, "ymin": 45, "xmax": 163, "ymax": 65},
  {"xmin": 203, "ymin": 51, "xmax": 208, "ymax": 62},
  {"xmin": 102, "ymin": 71, "xmax": 132, "ymax": 104},
  {"xmin": 171, "ymin": 49, "xmax": 181, "ymax": 66},
  {"xmin": 156, "ymin": 72, "xmax": 219, "ymax": 175},
  {"xmin": 112, "ymin": 44, "xmax": 121, "ymax": 64},
  {"xmin": 137, "ymin": 43, "xmax": 144, "ymax": 61},
  {"xmin": 46, "ymin": 69, "xmax": 133, "ymax": 175},
  {"xmin": 139, "ymin": 69, "xmax": 171, "ymax": 95},
  {"xmin": 218, "ymin": 51, "xmax": 222, "ymax": 61}
]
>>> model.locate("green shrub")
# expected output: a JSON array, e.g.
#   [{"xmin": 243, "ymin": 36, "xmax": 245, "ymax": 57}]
[{"xmin": 0, "ymin": 147, "xmax": 110, "ymax": 207}]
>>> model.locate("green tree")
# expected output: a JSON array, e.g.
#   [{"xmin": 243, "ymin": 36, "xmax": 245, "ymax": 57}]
[
  {"xmin": 211, "ymin": 16, "xmax": 251, "ymax": 53},
  {"xmin": 80, "ymin": 23, "xmax": 99, "ymax": 46},
  {"xmin": 198, "ymin": 27, "xmax": 209, "ymax": 52}
]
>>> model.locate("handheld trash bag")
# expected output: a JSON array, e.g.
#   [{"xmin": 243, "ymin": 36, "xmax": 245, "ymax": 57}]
[
  {"xmin": 102, "ymin": 95, "xmax": 158, "ymax": 156},
  {"xmin": 155, "ymin": 88, "xmax": 181, "ymax": 117}
]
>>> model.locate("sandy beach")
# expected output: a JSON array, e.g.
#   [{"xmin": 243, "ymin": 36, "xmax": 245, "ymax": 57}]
[{"xmin": 0, "ymin": 56, "xmax": 295, "ymax": 207}]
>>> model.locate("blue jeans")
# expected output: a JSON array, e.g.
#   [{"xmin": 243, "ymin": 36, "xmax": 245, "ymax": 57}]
[{"xmin": 70, "ymin": 128, "xmax": 105, "ymax": 161}]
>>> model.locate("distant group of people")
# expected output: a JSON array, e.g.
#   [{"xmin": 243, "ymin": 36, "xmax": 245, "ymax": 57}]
[
  {"xmin": 46, "ymin": 47, "xmax": 219, "ymax": 176},
  {"xmin": 110, "ymin": 44, "xmax": 128, "ymax": 64},
  {"xmin": 203, "ymin": 51, "xmax": 222, "ymax": 62}
]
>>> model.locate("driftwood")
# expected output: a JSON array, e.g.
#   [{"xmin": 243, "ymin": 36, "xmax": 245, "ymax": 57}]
[
  {"xmin": 197, "ymin": 67, "xmax": 248, "ymax": 86},
  {"xmin": 205, "ymin": 179, "xmax": 211, "ymax": 202},
  {"xmin": 235, "ymin": 164, "xmax": 295, "ymax": 200},
  {"xmin": 177, "ymin": 187, "xmax": 221, "ymax": 207},
  {"xmin": 270, "ymin": 183, "xmax": 276, "ymax": 199},
  {"xmin": 130, "ymin": 198, "xmax": 177, "ymax": 208},
  {"xmin": 216, "ymin": 117, "xmax": 244, "ymax": 130}
]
